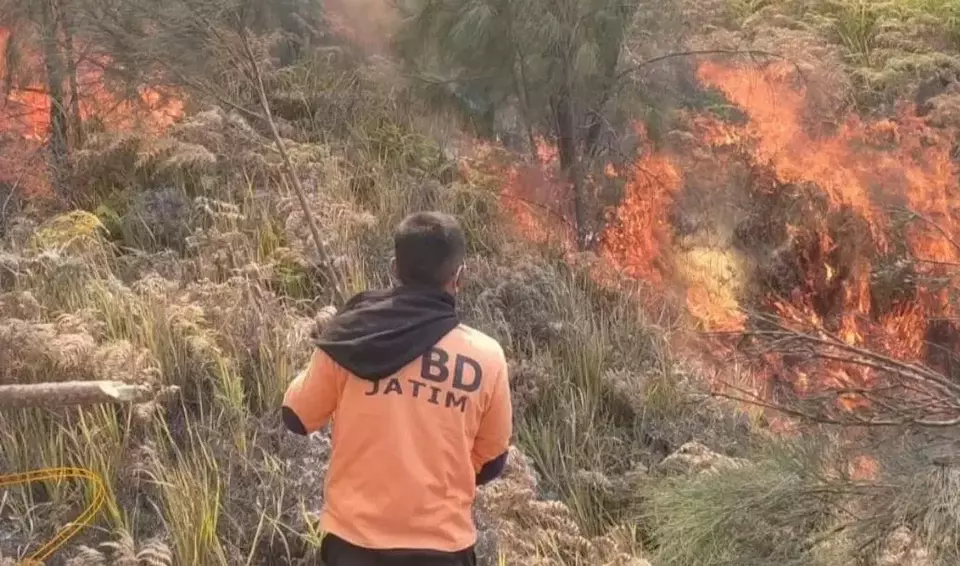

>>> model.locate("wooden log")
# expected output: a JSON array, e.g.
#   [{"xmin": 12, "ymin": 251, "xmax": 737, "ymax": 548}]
[{"xmin": 0, "ymin": 381, "xmax": 165, "ymax": 410}]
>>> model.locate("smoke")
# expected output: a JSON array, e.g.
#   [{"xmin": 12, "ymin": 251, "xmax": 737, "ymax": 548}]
[{"xmin": 323, "ymin": 0, "xmax": 399, "ymax": 56}]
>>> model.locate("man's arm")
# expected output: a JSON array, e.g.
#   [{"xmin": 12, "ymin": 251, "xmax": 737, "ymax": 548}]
[
  {"xmin": 476, "ymin": 451, "xmax": 508, "ymax": 486},
  {"xmin": 282, "ymin": 349, "xmax": 344, "ymax": 435},
  {"xmin": 472, "ymin": 361, "xmax": 513, "ymax": 486}
]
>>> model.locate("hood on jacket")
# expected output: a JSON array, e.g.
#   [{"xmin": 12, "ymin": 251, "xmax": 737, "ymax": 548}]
[{"xmin": 313, "ymin": 285, "xmax": 461, "ymax": 381}]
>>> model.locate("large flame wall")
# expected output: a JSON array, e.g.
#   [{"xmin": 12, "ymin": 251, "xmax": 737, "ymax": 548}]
[{"xmin": 493, "ymin": 58, "xmax": 960, "ymax": 403}]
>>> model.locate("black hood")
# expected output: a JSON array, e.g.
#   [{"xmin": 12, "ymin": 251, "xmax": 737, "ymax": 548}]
[{"xmin": 313, "ymin": 285, "xmax": 461, "ymax": 381}]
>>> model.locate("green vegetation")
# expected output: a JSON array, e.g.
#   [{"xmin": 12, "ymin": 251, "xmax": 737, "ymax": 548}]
[{"xmin": 1, "ymin": 0, "xmax": 960, "ymax": 564}]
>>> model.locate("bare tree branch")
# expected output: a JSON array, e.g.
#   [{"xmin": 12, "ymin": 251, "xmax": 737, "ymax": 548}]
[
  {"xmin": 710, "ymin": 309, "xmax": 960, "ymax": 428},
  {"xmin": 234, "ymin": 19, "xmax": 346, "ymax": 304},
  {"xmin": 616, "ymin": 48, "xmax": 804, "ymax": 82},
  {"xmin": 891, "ymin": 205, "xmax": 960, "ymax": 256}
]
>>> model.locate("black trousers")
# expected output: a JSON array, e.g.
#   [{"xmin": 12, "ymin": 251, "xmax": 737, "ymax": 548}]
[{"xmin": 320, "ymin": 533, "xmax": 477, "ymax": 566}]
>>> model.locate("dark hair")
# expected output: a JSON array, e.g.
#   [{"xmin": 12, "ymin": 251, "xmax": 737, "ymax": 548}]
[{"xmin": 394, "ymin": 211, "xmax": 466, "ymax": 287}]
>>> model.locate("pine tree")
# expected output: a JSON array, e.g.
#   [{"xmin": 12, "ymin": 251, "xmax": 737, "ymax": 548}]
[
  {"xmin": 395, "ymin": 0, "xmax": 641, "ymax": 249},
  {"xmin": 1, "ymin": 0, "xmax": 83, "ymax": 201}
]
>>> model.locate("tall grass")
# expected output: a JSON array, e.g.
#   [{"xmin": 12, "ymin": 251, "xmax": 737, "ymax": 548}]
[{"xmin": 0, "ymin": 68, "xmax": 490, "ymax": 565}]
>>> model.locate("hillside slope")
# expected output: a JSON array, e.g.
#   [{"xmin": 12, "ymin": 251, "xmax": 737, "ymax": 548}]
[{"xmin": 2, "ymin": 0, "xmax": 960, "ymax": 564}]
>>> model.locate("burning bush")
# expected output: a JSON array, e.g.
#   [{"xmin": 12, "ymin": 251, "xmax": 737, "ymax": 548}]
[{"xmin": 477, "ymin": 13, "xmax": 960, "ymax": 562}]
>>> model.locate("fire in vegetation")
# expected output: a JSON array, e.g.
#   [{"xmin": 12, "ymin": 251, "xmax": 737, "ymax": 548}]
[
  {"xmin": 0, "ymin": 27, "xmax": 183, "ymax": 193},
  {"xmin": 491, "ymin": 59, "xmax": 960, "ymax": 417}
]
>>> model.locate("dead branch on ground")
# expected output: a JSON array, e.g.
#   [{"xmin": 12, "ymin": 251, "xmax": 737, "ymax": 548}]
[{"xmin": 0, "ymin": 381, "xmax": 179, "ymax": 409}]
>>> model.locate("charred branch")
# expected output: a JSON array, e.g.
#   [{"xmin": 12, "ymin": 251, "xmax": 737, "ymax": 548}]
[{"xmin": 715, "ymin": 312, "xmax": 960, "ymax": 428}]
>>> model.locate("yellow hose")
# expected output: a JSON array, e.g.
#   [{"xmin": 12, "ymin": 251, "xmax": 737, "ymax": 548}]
[{"xmin": 0, "ymin": 467, "xmax": 105, "ymax": 565}]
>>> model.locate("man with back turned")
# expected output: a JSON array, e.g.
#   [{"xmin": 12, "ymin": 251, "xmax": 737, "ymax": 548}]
[{"xmin": 282, "ymin": 211, "xmax": 513, "ymax": 566}]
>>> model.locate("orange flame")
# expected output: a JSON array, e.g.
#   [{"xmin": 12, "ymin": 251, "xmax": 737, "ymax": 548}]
[
  {"xmin": 0, "ymin": 27, "xmax": 183, "ymax": 193},
  {"xmin": 488, "ymin": 57, "xmax": 960, "ymax": 417},
  {"xmin": 599, "ymin": 123, "xmax": 680, "ymax": 287}
]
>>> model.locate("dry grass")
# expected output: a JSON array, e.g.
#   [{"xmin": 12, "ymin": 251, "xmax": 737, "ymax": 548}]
[
  {"xmin": 5, "ymin": 3, "xmax": 959, "ymax": 564},
  {"xmin": 0, "ymin": 208, "xmax": 677, "ymax": 564},
  {"xmin": 0, "ymin": 51, "xmax": 680, "ymax": 565}
]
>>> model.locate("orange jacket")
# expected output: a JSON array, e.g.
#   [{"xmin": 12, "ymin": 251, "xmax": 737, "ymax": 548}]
[{"xmin": 283, "ymin": 287, "xmax": 512, "ymax": 552}]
